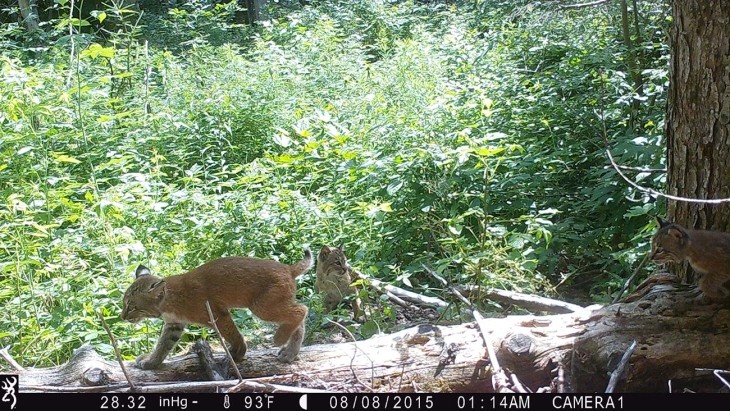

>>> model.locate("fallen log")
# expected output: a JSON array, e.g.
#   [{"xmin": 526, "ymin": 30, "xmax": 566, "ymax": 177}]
[{"xmin": 12, "ymin": 274, "xmax": 730, "ymax": 393}]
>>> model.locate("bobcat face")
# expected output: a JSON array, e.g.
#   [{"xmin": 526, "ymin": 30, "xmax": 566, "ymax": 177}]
[
  {"xmin": 317, "ymin": 245, "xmax": 350, "ymax": 278},
  {"xmin": 121, "ymin": 265, "xmax": 166, "ymax": 323},
  {"xmin": 650, "ymin": 218, "xmax": 689, "ymax": 264}
]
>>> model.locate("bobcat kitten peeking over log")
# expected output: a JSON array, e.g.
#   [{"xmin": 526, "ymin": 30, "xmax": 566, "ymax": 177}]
[
  {"xmin": 315, "ymin": 245, "xmax": 361, "ymax": 319},
  {"xmin": 651, "ymin": 217, "xmax": 730, "ymax": 300},
  {"xmin": 121, "ymin": 249, "xmax": 312, "ymax": 369}
]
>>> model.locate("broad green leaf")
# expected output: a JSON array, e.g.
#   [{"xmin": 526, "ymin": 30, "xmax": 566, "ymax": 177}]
[
  {"xmin": 81, "ymin": 43, "xmax": 114, "ymax": 59},
  {"xmin": 70, "ymin": 18, "xmax": 91, "ymax": 27},
  {"xmin": 475, "ymin": 146, "xmax": 506, "ymax": 157},
  {"xmin": 273, "ymin": 154, "xmax": 295, "ymax": 164},
  {"xmin": 53, "ymin": 153, "xmax": 81, "ymax": 164}
]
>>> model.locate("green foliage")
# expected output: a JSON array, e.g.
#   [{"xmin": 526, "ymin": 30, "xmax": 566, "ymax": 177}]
[{"xmin": 1, "ymin": 0, "xmax": 670, "ymax": 366}]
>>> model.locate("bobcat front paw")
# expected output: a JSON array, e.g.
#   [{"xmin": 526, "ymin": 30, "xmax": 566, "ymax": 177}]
[
  {"xmin": 277, "ymin": 346, "xmax": 299, "ymax": 363},
  {"xmin": 135, "ymin": 354, "xmax": 162, "ymax": 370}
]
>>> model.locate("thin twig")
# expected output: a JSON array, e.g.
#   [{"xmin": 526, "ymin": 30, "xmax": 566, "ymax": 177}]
[
  {"xmin": 695, "ymin": 368, "xmax": 730, "ymax": 391},
  {"xmin": 326, "ymin": 319, "xmax": 375, "ymax": 392},
  {"xmin": 560, "ymin": 0, "xmax": 610, "ymax": 9},
  {"xmin": 605, "ymin": 340, "xmax": 637, "ymax": 393},
  {"xmin": 0, "ymin": 346, "xmax": 24, "ymax": 371},
  {"xmin": 367, "ymin": 279, "xmax": 412, "ymax": 308},
  {"xmin": 473, "ymin": 311, "xmax": 514, "ymax": 393},
  {"xmin": 422, "ymin": 265, "xmax": 475, "ymax": 309},
  {"xmin": 616, "ymin": 165, "xmax": 666, "ymax": 173},
  {"xmin": 205, "ymin": 301, "xmax": 243, "ymax": 382},
  {"xmin": 97, "ymin": 311, "xmax": 136, "ymax": 391},
  {"xmin": 714, "ymin": 370, "xmax": 730, "ymax": 390},
  {"xmin": 612, "ymin": 253, "xmax": 650, "ymax": 303}
]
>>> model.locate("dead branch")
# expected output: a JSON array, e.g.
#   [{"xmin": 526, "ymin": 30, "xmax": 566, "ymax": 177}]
[
  {"xmin": 605, "ymin": 340, "xmax": 637, "ymax": 393},
  {"xmin": 423, "ymin": 265, "xmax": 474, "ymax": 308},
  {"xmin": 613, "ymin": 254, "xmax": 649, "ymax": 303},
  {"xmin": 0, "ymin": 346, "xmax": 25, "ymax": 371},
  {"xmin": 98, "ymin": 312, "xmax": 136, "ymax": 391},
  {"xmin": 473, "ymin": 310, "xmax": 514, "ymax": 393},
  {"xmin": 365, "ymin": 277, "xmax": 448, "ymax": 309},
  {"xmin": 560, "ymin": 0, "xmax": 610, "ymax": 9},
  {"xmin": 206, "ymin": 301, "xmax": 243, "ymax": 382},
  {"xmin": 455, "ymin": 285, "xmax": 585, "ymax": 314},
  {"xmin": 367, "ymin": 280, "xmax": 413, "ymax": 308}
]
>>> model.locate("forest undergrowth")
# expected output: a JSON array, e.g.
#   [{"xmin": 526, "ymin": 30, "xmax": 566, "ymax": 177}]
[{"xmin": 0, "ymin": 0, "xmax": 670, "ymax": 367}]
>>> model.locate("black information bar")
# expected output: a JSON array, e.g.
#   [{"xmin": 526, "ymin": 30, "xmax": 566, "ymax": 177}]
[{"xmin": 9, "ymin": 393, "xmax": 729, "ymax": 411}]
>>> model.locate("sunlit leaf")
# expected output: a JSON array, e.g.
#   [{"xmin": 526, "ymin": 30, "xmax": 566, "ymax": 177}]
[
  {"xmin": 273, "ymin": 133, "xmax": 292, "ymax": 147},
  {"xmin": 52, "ymin": 153, "xmax": 81, "ymax": 164}
]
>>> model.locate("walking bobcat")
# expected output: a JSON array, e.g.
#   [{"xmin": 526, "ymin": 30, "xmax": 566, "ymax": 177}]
[
  {"xmin": 121, "ymin": 249, "xmax": 312, "ymax": 369},
  {"xmin": 651, "ymin": 217, "xmax": 730, "ymax": 299}
]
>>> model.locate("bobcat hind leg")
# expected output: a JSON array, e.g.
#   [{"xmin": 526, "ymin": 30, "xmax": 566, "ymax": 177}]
[{"xmin": 251, "ymin": 301, "xmax": 307, "ymax": 363}]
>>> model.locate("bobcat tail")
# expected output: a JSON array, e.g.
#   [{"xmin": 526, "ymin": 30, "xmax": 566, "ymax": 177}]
[{"xmin": 290, "ymin": 248, "xmax": 313, "ymax": 278}]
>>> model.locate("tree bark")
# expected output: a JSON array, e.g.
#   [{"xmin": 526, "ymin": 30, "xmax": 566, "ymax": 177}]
[
  {"xmin": 18, "ymin": 0, "xmax": 40, "ymax": 31},
  {"xmin": 666, "ymin": 0, "xmax": 730, "ymax": 283},
  {"xmin": 13, "ymin": 280, "xmax": 730, "ymax": 393},
  {"xmin": 237, "ymin": 0, "xmax": 266, "ymax": 24}
]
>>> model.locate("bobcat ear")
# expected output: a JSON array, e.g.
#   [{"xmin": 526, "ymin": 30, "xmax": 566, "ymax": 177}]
[
  {"xmin": 656, "ymin": 216, "xmax": 671, "ymax": 228},
  {"xmin": 667, "ymin": 227, "xmax": 688, "ymax": 244},
  {"xmin": 319, "ymin": 246, "xmax": 331, "ymax": 256},
  {"xmin": 149, "ymin": 280, "xmax": 166, "ymax": 300},
  {"xmin": 337, "ymin": 243, "xmax": 344, "ymax": 252},
  {"xmin": 135, "ymin": 265, "xmax": 152, "ymax": 278}
]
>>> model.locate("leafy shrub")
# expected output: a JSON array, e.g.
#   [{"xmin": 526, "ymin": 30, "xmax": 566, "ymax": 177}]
[{"xmin": 0, "ymin": 0, "xmax": 670, "ymax": 366}]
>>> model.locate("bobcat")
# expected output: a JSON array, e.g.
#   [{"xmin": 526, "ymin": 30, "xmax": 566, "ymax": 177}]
[
  {"xmin": 315, "ymin": 245, "xmax": 361, "ymax": 319},
  {"xmin": 121, "ymin": 249, "xmax": 312, "ymax": 369},
  {"xmin": 651, "ymin": 217, "xmax": 730, "ymax": 299}
]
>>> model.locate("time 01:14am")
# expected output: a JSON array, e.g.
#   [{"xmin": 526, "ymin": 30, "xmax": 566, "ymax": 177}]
[{"xmin": 457, "ymin": 395, "xmax": 530, "ymax": 409}]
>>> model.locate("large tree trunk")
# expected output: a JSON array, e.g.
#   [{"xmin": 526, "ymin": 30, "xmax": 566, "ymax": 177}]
[
  {"xmin": 666, "ymin": 0, "xmax": 730, "ymax": 283},
  {"xmin": 13, "ymin": 280, "xmax": 730, "ymax": 393}
]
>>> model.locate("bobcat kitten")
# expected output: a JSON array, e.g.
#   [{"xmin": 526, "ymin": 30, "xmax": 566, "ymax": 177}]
[
  {"xmin": 121, "ymin": 249, "xmax": 312, "ymax": 369},
  {"xmin": 315, "ymin": 245, "xmax": 361, "ymax": 319},
  {"xmin": 651, "ymin": 217, "xmax": 730, "ymax": 299}
]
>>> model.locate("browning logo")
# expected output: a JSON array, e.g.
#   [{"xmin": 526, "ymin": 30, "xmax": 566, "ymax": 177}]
[{"xmin": 0, "ymin": 376, "xmax": 16, "ymax": 410}]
